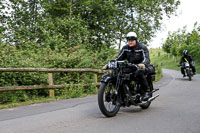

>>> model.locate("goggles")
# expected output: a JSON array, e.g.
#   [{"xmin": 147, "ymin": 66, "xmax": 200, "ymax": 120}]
[{"xmin": 126, "ymin": 37, "xmax": 137, "ymax": 41}]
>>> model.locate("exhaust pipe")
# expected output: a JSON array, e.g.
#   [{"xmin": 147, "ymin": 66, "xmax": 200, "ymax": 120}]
[
  {"xmin": 148, "ymin": 94, "xmax": 159, "ymax": 102},
  {"xmin": 138, "ymin": 94, "xmax": 159, "ymax": 106},
  {"xmin": 152, "ymin": 88, "xmax": 159, "ymax": 93}
]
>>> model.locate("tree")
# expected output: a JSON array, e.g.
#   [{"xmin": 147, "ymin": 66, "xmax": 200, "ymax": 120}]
[
  {"xmin": 162, "ymin": 22, "xmax": 200, "ymax": 62},
  {"xmin": 0, "ymin": 0, "xmax": 44, "ymax": 49},
  {"xmin": 1, "ymin": 0, "xmax": 180, "ymax": 50},
  {"xmin": 115, "ymin": 0, "xmax": 181, "ymax": 47},
  {"xmin": 162, "ymin": 32, "xmax": 173, "ymax": 56}
]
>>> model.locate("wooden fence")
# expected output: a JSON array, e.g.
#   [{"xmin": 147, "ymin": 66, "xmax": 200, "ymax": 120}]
[{"xmin": 0, "ymin": 68, "xmax": 105, "ymax": 97}]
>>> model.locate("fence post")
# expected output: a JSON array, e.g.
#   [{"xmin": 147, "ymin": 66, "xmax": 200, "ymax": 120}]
[
  {"xmin": 94, "ymin": 73, "xmax": 98, "ymax": 92},
  {"xmin": 48, "ymin": 73, "xmax": 54, "ymax": 97}
]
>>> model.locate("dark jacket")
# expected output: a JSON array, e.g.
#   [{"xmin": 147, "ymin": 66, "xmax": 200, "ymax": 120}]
[
  {"xmin": 115, "ymin": 41, "xmax": 150, "ymax": 65},
  {"xmin": 180, "ymin": 55, "xmax": 194, "ymax": 64}
]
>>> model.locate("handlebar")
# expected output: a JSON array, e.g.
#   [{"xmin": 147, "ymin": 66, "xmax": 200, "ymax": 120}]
[
  {"xmin": 108, "ymin": 60, "xmax": 138, "ymax": 69},
  {"xmin": 127, "ymin": 63, "xmax": 138, "ymax": 68},
  {"xmin": 117, "ymin": 60, "xmax": 138, "ymax": 68}
]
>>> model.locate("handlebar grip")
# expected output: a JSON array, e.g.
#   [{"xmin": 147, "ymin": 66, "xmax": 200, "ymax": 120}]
[{"xmin": 127, "ymin": 63, "xmax": 138, "ymax": 68}]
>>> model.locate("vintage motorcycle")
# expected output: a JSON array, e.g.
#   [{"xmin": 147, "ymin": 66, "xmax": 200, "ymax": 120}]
[
  {"xmin": 179, "ymin": 62, "xmax": 194, "ymax": 81},
  {"xmin": 98, "ymin": 60, "xmax": 159, "ymax": 117}
]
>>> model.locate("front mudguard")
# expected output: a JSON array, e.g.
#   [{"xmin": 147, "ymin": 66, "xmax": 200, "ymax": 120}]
[{"xmin": 100, "ymin": 75, "xmax": 113, "ymax": 83}]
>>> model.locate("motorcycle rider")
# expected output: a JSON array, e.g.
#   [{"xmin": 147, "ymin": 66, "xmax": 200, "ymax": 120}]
[
  {"xmin": 115, "ymin": 32, "xmax": 151, "ymax": 101},
  {"xmin": 179, "ymin": 50, "xmax": 196, "ymax": 77}
]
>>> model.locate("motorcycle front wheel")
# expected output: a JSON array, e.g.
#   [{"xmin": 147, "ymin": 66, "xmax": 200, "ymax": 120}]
[
  {"xmin": 98, "ymin": 82, "xmax": 120, "ymax": 117},
  {"xmin": 186, "ymin": 69, "xmax": 192, "ymax": 81}
]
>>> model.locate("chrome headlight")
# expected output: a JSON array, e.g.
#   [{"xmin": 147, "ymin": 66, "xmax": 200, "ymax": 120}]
[
  {"xmin": 108, "ymin": 60, "xmax": 117, "ymax": 69},
  {"xmin": 185, "ymin": 62, "xmax": 190, "ymax": 67}
]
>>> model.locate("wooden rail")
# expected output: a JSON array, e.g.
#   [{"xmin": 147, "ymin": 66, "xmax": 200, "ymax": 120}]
[
  {"xmin": 0, "ymin": 68, "xmax": 103, "ymax": 73},
  {"xmin": 0, "ymin": 68, "xmax": 105, "ymax": 96}
]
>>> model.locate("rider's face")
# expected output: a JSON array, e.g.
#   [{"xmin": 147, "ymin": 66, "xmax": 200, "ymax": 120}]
[{"xmin": 128, "ymin": 40, "xmax": 136, "ymax": 47}]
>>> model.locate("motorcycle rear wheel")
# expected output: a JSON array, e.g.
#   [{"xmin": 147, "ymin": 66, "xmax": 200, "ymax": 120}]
[{"xmin": 98, "ymin": 82, "xmax": 120, "ymax": 117}]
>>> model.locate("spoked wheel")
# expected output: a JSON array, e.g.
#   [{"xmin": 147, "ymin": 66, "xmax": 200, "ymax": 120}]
[
  {"xmin": 98, "ymin": 82, "xmax": 120, "ymax": 117},
  {"xmin": 186, "ymin": 69, "xmax": 192, "ymax": 81}
]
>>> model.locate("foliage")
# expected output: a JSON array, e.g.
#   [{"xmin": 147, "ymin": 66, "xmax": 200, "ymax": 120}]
[
  {"xmin": 0, "ymin": 0, "xmax": 180, "ymax": 106},
  {"xmin": 162, "ymin": 23, "xmax": 200, "ymax": 62},
  {"xmin": 150, "ymin": 48, "xmax": 200, "ymax": 73},
  {"xmin": 0, "ymin": 43, "xmax": 117, "ymax": 104},
  {"xmin": 149, "ymin": 49, "xmax": 163, "ymax": 81},
  {"xmin": 1, "ymin": 0, "xmax": 180, "ymax": 49}
]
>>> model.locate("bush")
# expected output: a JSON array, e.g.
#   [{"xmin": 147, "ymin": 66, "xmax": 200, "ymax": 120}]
[{"xmin": 0, "ymin": 43, "xmax": 118, "ymax": 104}]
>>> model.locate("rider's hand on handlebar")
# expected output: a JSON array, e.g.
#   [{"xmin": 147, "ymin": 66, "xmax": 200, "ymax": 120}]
[{"xmin": 138, "ymin": 64, "xmax": 145, "ymax": 70}]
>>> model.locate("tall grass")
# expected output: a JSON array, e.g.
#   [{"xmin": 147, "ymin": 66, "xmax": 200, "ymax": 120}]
[{"xmin": 150, "ymin": 48, "xmax": 199, "ymax": 73}]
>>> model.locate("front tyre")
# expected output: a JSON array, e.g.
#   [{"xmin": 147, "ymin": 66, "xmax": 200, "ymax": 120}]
[
  {"xmin": 98, "ymin": 82, "xmax": 120, "ymax": 117},
  {"xmin": 186, "ymin": 69, "xmax": 192, "ymax": 81}
]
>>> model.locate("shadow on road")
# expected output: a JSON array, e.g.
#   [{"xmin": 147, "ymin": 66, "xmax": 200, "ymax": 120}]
[
  {"xmin": 175, "ymin": 77, "xmax": 195, "ymax": 81},
  {"xmin": 96, "ymin": 107, "xmax": 143, "ymax": 118},
  {"xmin": 120, "ymin": 107, "xmax": 142, "ymax": 113}
]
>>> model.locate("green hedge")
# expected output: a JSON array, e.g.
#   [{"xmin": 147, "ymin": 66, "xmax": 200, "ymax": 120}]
[{"xmin": 0, "ymin": 44, "xmax": 117, "ymax": 104}]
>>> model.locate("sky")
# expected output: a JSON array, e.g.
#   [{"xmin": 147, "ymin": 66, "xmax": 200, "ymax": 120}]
[{"xmin": 149, "ymin": 0, "xmax": 200, "ymax": 48}]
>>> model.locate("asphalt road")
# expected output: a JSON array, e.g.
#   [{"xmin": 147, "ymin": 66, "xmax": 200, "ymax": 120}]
[{"xmin": 0, "ymin": 69, "xmax": 200, "ymax": 133}]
